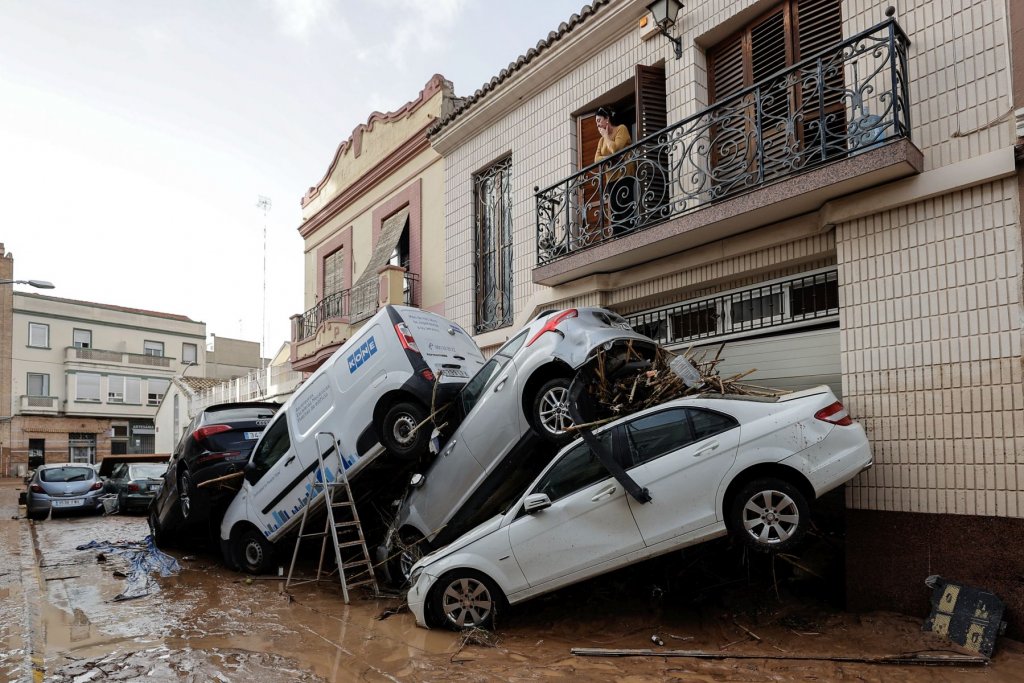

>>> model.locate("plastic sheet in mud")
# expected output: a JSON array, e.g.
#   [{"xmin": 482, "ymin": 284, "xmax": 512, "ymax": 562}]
[{"xmin": 75, "ymin": 535, "xmax": 181, "ymax": 601}]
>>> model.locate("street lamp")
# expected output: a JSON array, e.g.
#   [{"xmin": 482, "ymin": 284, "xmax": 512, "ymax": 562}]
[
  {"xmin": 0, "ymin": 279, "xmax": 55, "ymax": 289},
  {"xmin": 647, "ymin": 0, "xmax": 684, "ymax": 60}
]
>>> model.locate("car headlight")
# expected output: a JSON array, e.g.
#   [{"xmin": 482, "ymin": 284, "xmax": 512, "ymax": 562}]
[{"xmin": 409, "ymin": 566, "xmax": 424, "ymax": 586}]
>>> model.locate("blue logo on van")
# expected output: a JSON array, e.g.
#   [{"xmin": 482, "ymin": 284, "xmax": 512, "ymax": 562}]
[{"xmin": 347, "ymin": 336, "xmax": 378, "ymax": 373}]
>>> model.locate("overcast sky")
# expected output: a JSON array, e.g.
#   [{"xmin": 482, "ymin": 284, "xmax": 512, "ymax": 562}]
[{"xmin": 1, "ymin": 0, "xmax": 587, "ymax": 359}]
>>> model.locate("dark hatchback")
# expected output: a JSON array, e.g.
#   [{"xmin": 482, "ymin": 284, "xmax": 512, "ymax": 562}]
[{"xmin": 150, "ymin": 402, "xmax": 279, "ymax": 545}]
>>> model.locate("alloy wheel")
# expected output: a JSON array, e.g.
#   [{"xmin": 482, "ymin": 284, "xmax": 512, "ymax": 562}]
[
  {"xmin": 741, "ymin": 489, "xmax": 800, "ymax": 544},
  {"xmin": 440, "ymin": 577, "xmax": 494, "ymax": 628},
  {"xmin": 537, "ymin": 386, "xmax": 571, "ymax": 435}
]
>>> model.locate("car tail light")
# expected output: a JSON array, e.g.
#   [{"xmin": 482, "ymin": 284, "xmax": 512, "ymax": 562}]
[
  {"xmin": 196, "ymin": 450, "xmax": 243, "ymax": 465},
  {"xmin": 815, "ymin": 401, "xmax": 853, "ymax": 426},
  {"xmin": 421, "ymin": 369, "xmax": 435, "ymax": 382},
  {"xmin": 127, "ymin": 483, "xmax": 140, "ymax": 492},
  {"xmin": 30, "ymin": 484, "xmax": 43, "ymax": 493},
  {"xmin": 526, "ymin": 309, "xmax": 578, "ymax": 347},
  {"xmin": 91, "ymin": 481, "xmax": 104, "ymax": 491},
  {"xmin": 395, "ymin": 323, "xmax": 420, "ymax": 354},
  {"xmin": 193, "ymin": 424, "xmax": 232, "ymax": 442}
]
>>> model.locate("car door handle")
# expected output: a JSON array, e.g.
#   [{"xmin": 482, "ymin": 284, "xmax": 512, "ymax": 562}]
[
  {"xmin": 284, "ymin": 455, "xmax": 296, "ymax": 467},
  {"xmin": 494, "ymin": 377, "xmax": 508, "ymax": 392},
  {"xmin": 443, "ymin": 440, "xmax": 457, "ymax": 456},
  {"xmin": 694, "ymin": 442, "xmax": 720, "ymax": 457},
  {"xmin": 591, "ymin": 486, "xmax": 616, "ymax": 502}
]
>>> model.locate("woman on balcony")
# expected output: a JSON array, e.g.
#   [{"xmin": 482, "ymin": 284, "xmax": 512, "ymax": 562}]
[{"xmin": 594, "ymin": 106, "xmax": 635, "ymax": 237}]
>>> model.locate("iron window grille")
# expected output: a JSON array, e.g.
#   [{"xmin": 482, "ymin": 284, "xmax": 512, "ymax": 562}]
[{"xmin": 474, "ymin": 156, "xmax": 514, "ymax": 333}]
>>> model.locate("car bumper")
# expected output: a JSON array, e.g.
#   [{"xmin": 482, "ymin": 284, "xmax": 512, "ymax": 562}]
[
  {"xmin": 29, "ymin": 492, "xmax": 105, "ymax": 514},
  {"xmin": 122, "ymin": 493, "xmax": 158, "ymax": 509},
  {"xmin": 407, "ymin": 572, "xmax": 432, "ymax": 628}
]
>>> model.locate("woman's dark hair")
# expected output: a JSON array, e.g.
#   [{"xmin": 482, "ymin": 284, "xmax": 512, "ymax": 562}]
[{"xmin": 596, "ymin": 106, "xmax": 615, "ymax": 121}]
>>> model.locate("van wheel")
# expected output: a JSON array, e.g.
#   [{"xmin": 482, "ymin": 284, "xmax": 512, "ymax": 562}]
[
  {"xmin": 380, "ymin": 401, "xmax": 428, "ymax": 458},
  {"xmin": 530, "ymin": 377, "xmax": 573, "ymax": 444},
  {"xmin": 235, "ymin": 528, "xmax": 275, "ymax": 574}
]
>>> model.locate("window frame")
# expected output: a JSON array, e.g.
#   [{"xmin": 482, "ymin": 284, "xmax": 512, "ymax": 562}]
[
  {"xmin": 76, "ymin": 372, "xmax": 102, "ymax": 402},
  {"xmin": 624, "ymin": 408, "xmax": 697, "ymax": 468},
  {"xmin": 182, "ymin": 342, "xmax": 198, "ymax": 365},
  {"xmin": 72, "ymin": 328, "xmax": 92, "ymax": 349},
  {"xmin": 473, "ymin": 155, "xmax": 514, "ymax": 333},
  {"xmin": 143, "ymin": 340, "xmax": 165, "ymax": 357},
  {"xmin": 322, "ymin": 247, "xmax": 345, "ymax": 299},
  {"xmin": 148, "ymin": 378, "xmax": 169, "ymax": 407},
  {"xmin": 529, "ymin": 428, "xmax": 619, "ymax": 505},
  {"xmin": 27, "ymin": 373, "xmax": 50, "ymax": 397},
  {"xmin": 28, "ymin": 322, "xmax": 49, "ymax": 348}
]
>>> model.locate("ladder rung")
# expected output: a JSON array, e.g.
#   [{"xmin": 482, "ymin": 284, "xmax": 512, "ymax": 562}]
[
  {"xmin": 345, "ymin": 579, "xmax": 376, "ymax": 589},
  {"xmin": 343, "ymin": 559, "xmax": 370, "ymax": 568},
  {"xmin": 331, "ymin": 501, "xmax": 354, "ymax": 507},
  {"xmin": 299, "ymin": 531, "xmax": 328, "ymax": 539},
  {"xmin": 334, "ymin": 521, "xmax": 360, "ymax": 528},
  {"xmin": 336, "ymin": 540, "xmax": 365, "ymax": 549}
]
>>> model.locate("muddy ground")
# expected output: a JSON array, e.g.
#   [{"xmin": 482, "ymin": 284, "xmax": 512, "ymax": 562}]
[{"xmin": 1, "ymin": 479, "xmax": 1022, "ymax": 682}]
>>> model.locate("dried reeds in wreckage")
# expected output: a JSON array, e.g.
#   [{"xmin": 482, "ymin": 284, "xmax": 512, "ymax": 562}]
[{"xmin": 567, "ymin": 342, "xmax": 783, "ymax": 430}]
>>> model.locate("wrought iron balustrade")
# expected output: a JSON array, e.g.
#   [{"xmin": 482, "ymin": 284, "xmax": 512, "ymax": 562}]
[
  {"xmin": 295, "ymin": 289, "xmax": 350, "ymax": 341},
  {"xmin": 536, "ymin": 18, "xmax": 911, "ymax": 265},
  {"xmin": 403, "ymin": 271, "xmax": 420, "ymax": 307},
  {"xmin": 626, "ymin": 269, "xmax": 839, "ymax": 346}
]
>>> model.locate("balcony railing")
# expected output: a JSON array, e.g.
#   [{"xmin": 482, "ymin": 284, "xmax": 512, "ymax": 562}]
[
  {"xmin": 68, "ymin": 347, "xmax": 173, "ymax": 368},
  {"xmin": 626, "ymin": 269, "xmax": 839, "ymax": 347},
  {"xmin": 536, "ymin": 18, "xmax": 911, "ymax": 265},
  {"xmin": 20, "ymin": 395, "xmax": 58, "ymax": 412},
  {"xmin": 295, "ymin": 289, "xmax": 350, "ymax": 341}
]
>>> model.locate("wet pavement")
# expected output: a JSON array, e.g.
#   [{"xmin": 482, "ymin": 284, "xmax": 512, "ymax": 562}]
[{"xmin": 2, "ymin": 478, "xmax": 1023, "ymax": 682}]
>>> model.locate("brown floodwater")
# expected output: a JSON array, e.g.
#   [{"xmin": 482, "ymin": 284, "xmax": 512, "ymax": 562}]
[{"xmin": 2, "ymin": 479, "xmax": 1022, "ymax": 682}]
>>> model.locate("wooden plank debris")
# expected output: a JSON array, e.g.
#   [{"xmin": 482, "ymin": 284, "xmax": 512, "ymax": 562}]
[{"xmin": 570, "ymin": 648, "xmax": 989, "ymax": 666}]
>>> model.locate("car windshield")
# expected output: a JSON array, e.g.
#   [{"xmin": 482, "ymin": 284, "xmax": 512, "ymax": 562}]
[
  {"xmin": 458, "ymin": 331, "xmax": 527, "ymax": 415},
  {"xmin": 129, "ymin": 464, "xmax": 168, "ymax": 479},
  {"xmin": 40, "ymin": 467, "xmax": 94, "ymax": 483}
]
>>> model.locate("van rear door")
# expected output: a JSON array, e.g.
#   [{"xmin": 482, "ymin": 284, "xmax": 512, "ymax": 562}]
[{"xmin": 391, "ymin": 306, "xmax": 484, "ymax": 387}]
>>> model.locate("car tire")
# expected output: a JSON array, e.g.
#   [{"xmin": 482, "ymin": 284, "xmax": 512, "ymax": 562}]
[
  {"xmin": 729, "ymin": 478, "xmax": 809, "ymax": 553},
  {"xmin": 380, "ymin": 401, "xmax": 429, "ymax": 459},
  {"xmin": 27, "ymin": 508, "xmax": 48, "ymax": 521},
  {"xmin": 427, "ymin": 569, "xmax": 506, "ymax": 631},
  {"xmin": 235, "ymin": 528, "xmax": 275, "ymax": 575},
  {"xmin": 149, "ymin": 509, "xmax": 174, "ymax": 548},
  {"xmin": 387, "ymin": 530, "xmax": 427, "ymax": 587},
  {"xmin": 530, "ymin": 377, "xmax": 573, "ymax": 444},
  {"xmin": 178, "ymin": 469, "xmax": 203, "ymax": 523}
]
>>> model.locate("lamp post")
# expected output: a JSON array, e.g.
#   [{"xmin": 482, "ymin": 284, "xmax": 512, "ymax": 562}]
[
  {"xmin": 0, "ymin": 279, "xmax": 55, "ymax": 289},
  {"xmin": 647, "ymin": 0, "xmax": 684, "ymax": 60}
]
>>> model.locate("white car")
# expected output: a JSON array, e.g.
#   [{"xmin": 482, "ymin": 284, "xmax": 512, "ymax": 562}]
[{"xmin": 407, "ymin": 386, "xmax": 871, "ymax": 630}]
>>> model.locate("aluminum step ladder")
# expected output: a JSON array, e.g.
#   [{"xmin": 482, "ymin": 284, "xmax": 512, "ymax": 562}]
[{"xmin": 285, "ymin": 431, "xmax": 378, "ymax": 603}]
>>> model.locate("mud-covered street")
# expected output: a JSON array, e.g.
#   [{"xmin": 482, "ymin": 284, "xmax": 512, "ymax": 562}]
[{"xmin": 1, "ymin": 479, "xmax": 1022, "ymax": 682}]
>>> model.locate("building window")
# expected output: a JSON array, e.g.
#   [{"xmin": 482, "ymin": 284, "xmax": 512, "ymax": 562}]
[
  {"xmin": 28, "ymin": 322, "xmax": 49, "ymax": 348},
  {"xmin": 27, "ymin": 373, "xmax": 50, "ymax": 396},
  {"xmin": 182, "ymin": 343, "xmax": 197, "ymax": 365},
  {"xmin": 68, "ymin": 433, "xmax": 96, "ymax": 464},
  {"xmin": 707, "ymin": 0, "xmax": 845, "ymax": 178},
  {"xmin": 143, "ymin": 340, "xmax": 164, "ymax": 357},
  {"xmin": 148, "ymin": 378, "xmax": 169, "ymax": 406},
  {"xmin": 473, "ymin": 156, "xmax": 514, "ymax": 333},
  {"xmin": 76, "ymin": 373, "xmax": 101, "ymax": 401},
  {"xmin": 108, "ymin": 376, "xmax": 125, "ymax": 403},
  {"xmin": 73, "ymin": 329, "xmax": 92, "ymax": 349},
  {"xmin": 125, "ymin": 377, "xmax": 141, "ymax": 404},
  {"xmin": 323, "ymin": 248, "xmax": 345, "ymax": 298},
  {"xmin": 28, "ymin": 438, "xmax": 45, "ymax": 467}
]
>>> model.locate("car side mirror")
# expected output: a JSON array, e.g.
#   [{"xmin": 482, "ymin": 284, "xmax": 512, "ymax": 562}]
[
  {"xmin": 410, "ymin": 473, "xmax": 425, "ymax": 488},
  {"xmin": 523, "ymin": 493, "xmax": 552, "ymax": 514},
  {"xmin": 243, "ymin": 461, "xmax": 259, "ymax": 485}
]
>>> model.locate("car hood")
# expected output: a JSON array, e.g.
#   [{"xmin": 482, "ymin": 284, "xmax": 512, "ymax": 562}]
[{"xmin": 415, "ymin": 514, "xmax": 504, "ymax": 571}]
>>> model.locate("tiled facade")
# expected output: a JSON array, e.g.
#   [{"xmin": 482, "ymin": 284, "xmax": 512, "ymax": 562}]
[{"xmin": 432, "ymin": 0, "xmax": 1023, "ymax": 625}]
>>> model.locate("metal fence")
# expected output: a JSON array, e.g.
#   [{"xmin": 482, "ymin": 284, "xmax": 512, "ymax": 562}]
[
  {"xmin": 536, "ymin": 18, "xmax": 910, "ymax": 265},
  {"xmin": 295, "ymin": 289, "xmax": 350, "ymax": 341},
  {"xmin": 626, "ymin": 269, "xmax": 839, "ymax": 347}
]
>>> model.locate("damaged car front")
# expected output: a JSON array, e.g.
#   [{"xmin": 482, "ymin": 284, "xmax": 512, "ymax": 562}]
[{"xmin": 383, "ymin": 307, "xmax": 658, "ymax": 583}]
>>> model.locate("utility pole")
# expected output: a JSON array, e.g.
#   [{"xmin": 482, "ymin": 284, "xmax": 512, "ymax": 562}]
[{"xmin": 256, "ymin": 196, "xmax": 272, "ymax": 380}]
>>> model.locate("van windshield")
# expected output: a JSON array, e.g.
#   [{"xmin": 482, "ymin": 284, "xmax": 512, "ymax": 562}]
[{"xmin": 459, "ymin": 331, "xmax": 527, "ymax": 416}]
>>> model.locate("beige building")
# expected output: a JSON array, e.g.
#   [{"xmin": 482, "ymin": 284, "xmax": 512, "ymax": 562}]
[
  {"xmin": 205, "ymin": 334, "xmax": 265, "ymax": 381},
  {"xmin": 4, "ymin": 290, "xmax": 207, "ymax": 471},
  {"xmin": 290, "ymin": 74, "xmax": 462, "ymax": 372},
  {"xmin": 431, "ymin": 1, "xmax": 1023, "ymax": 629}
]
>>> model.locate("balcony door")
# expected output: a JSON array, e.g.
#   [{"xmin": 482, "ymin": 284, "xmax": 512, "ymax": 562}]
[{"xmin": 708, "ymin": 0, "xmax": 844, "ymax": 187}]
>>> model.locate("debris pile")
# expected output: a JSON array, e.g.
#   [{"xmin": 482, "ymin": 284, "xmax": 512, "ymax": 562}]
[{"xmin": 568, "ymin": 342, "xmax": 782, "ymax": 430}]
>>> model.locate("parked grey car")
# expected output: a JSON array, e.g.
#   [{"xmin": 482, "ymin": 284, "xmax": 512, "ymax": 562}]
[
  {"xmin": 384, "ymin": 307, "xmax": 656, "ymax": 581},
  {"xmin": 105, "ymin": 462, "xmax": 168, "ymax": 514},
  {"xmin": 26, "ymin": 463, "xmax": 106, "ymax": 520}
]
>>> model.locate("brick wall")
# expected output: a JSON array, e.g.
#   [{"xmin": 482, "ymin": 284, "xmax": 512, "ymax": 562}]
[{"xmin": 838, "ymin": 178, "xmax": 1023, "ymax": 518}]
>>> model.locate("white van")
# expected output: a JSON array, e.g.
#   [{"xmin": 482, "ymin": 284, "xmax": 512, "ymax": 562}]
[{"xmin": 219, "ymin": 305, "xmax": 484, "ymax": 573}]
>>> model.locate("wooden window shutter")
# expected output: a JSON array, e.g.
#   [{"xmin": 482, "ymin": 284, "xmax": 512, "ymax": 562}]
[
  {"xmin": 794, "ymin": 0, "xmax": 843, "ymax": 61},
  {"xmin": 634, "ymin": 64, "xmax": 667, "ymax": 141},
  {"xmin": 323, "ymin": 249, "xmax": 344, "ymax": 297},
  {"xmin": 708, "ymin": 32, "xmax": 746, "ymax": 103}
]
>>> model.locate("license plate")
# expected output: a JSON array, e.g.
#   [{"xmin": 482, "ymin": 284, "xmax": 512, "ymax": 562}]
[
  {"xmin": 149, "ymin": 484, "xmax": 161, "ymax": 492},
  {"xmin": 244, "ymin": 431, "xmax": 262, "ymax": 440},
  {"xmin": 443, "ymin": 369, "xmax": 469, "ymax": 378},
  {"xmin": 53, "ymin": 498, "xmax": 83, "ymax": 508}
]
